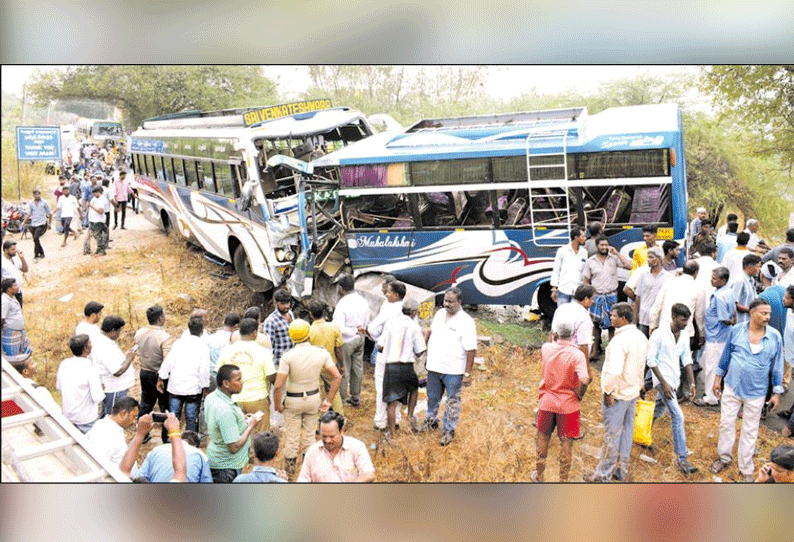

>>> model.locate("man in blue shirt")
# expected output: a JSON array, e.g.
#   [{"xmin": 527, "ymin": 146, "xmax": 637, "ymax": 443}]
[
  {"xmin": 136, "ymin": 430, "xmax": 213, "ymax": 482},
  {"xmin": 732, "ymin": 254, "xmax": 761, "ymax": 325},
  {"xmin": 779, "ymin": 285, "xmax": 794, "ymax": 434},
  {"xmin": 711, "ymin": 298, "xmax": 784, "ymax": 481},
  {"xmin": 695, "ymin": 267, "xmax": 736, "ymax": 407},
  {"xmin": 233, "ymin": 431, "xmax": 287, "ymax": 483}
]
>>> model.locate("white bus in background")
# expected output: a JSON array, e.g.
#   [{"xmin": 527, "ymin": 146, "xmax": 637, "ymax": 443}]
[
  {"xmin": 75, "ymin": 118, "xmax": 124, "ymax": 146},
  {"xmin": 129, "ymin": 100, "xmax": 374, "ymax": 294}
]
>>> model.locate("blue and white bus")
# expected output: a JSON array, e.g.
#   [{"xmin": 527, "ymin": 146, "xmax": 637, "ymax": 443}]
[
  {"xmin": 129, "ymin": 100, "xmax": 374, "ymax": 292},
  {"xmin": 305, "ymin": 103, "xmax": 688, "ymax": 317}
]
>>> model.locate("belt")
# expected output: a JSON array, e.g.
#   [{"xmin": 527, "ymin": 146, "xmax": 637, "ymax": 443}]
[{"xmin": 286, "ymin": 389, "xmax": 319, "ymax": 398}]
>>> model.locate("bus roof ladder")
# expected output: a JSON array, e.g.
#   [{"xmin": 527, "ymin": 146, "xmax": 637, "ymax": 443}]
[
  {"xmin": 1, "ymin": 357, "xmax": 130, "ymax": 483},
  {"xmin": 526, "ymin": 129, "xmax": 571, "ymax": 247}
]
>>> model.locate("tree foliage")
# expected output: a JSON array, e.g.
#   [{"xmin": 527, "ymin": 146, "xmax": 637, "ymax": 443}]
[
  {"xmin": 28, "ymin": 66, "xmax": 278, "ymax": 129},
  {"xmin": 305, "ymin": 65, "xmax": 493, "ymax": 125},
  {"xmin": 703, "ymin": 65, "xmax": 794, "ymax": 174}
]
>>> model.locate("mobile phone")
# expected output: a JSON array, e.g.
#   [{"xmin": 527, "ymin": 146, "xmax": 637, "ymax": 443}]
[{"xmin": 151, "ymin": 412, "xmax": 168, "ymax": 423}]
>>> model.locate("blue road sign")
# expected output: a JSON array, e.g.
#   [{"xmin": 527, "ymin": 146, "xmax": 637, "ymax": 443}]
[{"xmin": 16, "ymin": 126, "xmax": 62, "ymax": 161}]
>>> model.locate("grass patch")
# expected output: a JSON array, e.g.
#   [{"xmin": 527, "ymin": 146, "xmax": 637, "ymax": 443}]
[{"xmin": 476, "ymin": 318, "xmax": 547, "ymax": 347}]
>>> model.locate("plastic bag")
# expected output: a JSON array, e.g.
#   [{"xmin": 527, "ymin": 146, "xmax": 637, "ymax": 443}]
[{"xmin": 633, "ymin": 399, "xmax": 654, "ymax": 447}]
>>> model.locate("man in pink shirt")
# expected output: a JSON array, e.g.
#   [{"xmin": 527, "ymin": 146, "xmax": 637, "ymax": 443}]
[
  {"xmin": 533, "ymin": 321, "xmax": 591, "ymax": 482},
  {"xmin": 112, "ymin": 170, "xmax": 133, "ymax": 230},
  {"xmin": 297, "ymin": 411, "xmax": 375, "ymax": 483}
]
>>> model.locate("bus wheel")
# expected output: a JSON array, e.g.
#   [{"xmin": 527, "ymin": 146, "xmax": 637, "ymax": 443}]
[
  {"xmin": 233, "ymin": 245, "xmax": 273, "ymax": 292},
  {"xmin": 537, "ymin": 282, "xmax": 556, "ymax": 322}
]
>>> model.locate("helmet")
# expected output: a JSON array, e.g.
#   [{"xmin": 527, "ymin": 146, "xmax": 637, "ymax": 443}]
[{"xmin": 288, "ymin": 319, "xmax": 310, "ymax": 343}]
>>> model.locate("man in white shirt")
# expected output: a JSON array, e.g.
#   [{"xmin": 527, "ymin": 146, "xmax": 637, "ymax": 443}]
[
  {"xmin": 332, "ymin": 274, "xmax": 370, "ymax": 408},
  {"xmin": 368, "ymin": 280, "xmax": 406, "ymax": 431},
  {"xmin": 379, "ymin": 298, "xmax": 427, "ymax": 437},
  {"xmin": 646, "ymin": 303, "xmax": 699, "ymax": 475},
  {"xmin": 57, "ymin": 334, "xmax": 105, "ymax": 433},
  {"xmin": 723, "ymin": 232, "xmax": 751, "ymax": 284},
  {"xmin": 649, "ymin": 260, "xmax": 706, "ymax": 344},
  {"xmin": 550, "ymin": 226, "xmax": 588, "ymax": 306},
  {"xmin": 550, "ymin": 283, "xmax": 594, "ymax": 361},
  {"xmin": 422, "ymin": 287, "xmax": 477, "ymax": 446},
  {"xmin": 1, "ymin": 240, "xmax": 28, "ymax": 306},
  {"xmin": 157, "ymin": 316, "xmax": 210, "ymax": 433},
  {"xmin": 86, "ymin": 186, "xmax": 109, "ymax": 255},
  {"xmin": 775, "ymin": 248, "xmax": 794, "ymax": 287},
  {"xmin": 75, "ymin": 301, "xmax": 104, "ymax": 346},
  {"xmin": 92, "ymin": 315, "xmax": 137, "ymax": 417},
  {"xmin": 85, "ymin": 396, "xmax": 140, "ymax": 472},
  {"xmin": 57, "ymin": 189, "xmax": 81, "ymax": 246}
]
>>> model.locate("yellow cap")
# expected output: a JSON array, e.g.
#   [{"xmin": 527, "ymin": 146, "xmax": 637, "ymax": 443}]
[{"xmin": 288, "ymin": 319, "xmax": 310, "ymax": 343}]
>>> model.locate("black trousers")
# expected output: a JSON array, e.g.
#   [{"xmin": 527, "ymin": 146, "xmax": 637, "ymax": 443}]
[
  {"xmin": 114, "ymin": 201, "xmax": 127, "ymax": 227},
  {"xmin": 139, "ymin": 369, "xmax": 170, "ymax": 442},
  {"xmin": 31, "ymin": 225, "xmax": 47, "ymax": 257}
]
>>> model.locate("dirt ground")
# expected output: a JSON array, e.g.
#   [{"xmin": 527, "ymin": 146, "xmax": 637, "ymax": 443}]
[{"xmin": 8, "ymin": 174, "xmax": 793, "ymax": 482}]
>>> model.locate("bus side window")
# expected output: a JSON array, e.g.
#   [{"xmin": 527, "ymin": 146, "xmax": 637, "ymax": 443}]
[
  {"xmin": 184, "ymin": 160, "xmax": 200, "ymax": 190},
  {"xmin": 155, "ymin": 156, "xmax": 166, "ymax": 182},
  {"xmin": 163, "ymin": 157, "xmax": 174, "ymax": 183},
  {"xmin": 173, "ymin": 159, "xmax": 186, "ymax": 187},
  {"xmin": 197, "ymin": 161, "xmax": 215, "ymax": 193},
  {"xmin": 216, "ymin": 163, "xmax": 235, "ymax": 197}
]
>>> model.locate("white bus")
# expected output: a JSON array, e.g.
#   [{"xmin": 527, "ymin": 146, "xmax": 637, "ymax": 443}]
[
  {"xmin": 129, "ymin": 100, "xmax": 374, "ymax": 293},
  {"xmin": 75, "ymin": 118, "xmax": 124, "ymax": 146}
]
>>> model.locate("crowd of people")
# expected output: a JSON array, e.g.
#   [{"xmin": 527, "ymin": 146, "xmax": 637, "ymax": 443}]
[
  {"xmin": 3, "ymin": 194, "xmax": 794, "ymax": 483},
  {"xmin": 543, "ymin": 213, "xmax": 793, "ymax": 482},
  {"xmin": 15, "ymin": 140, "xmax": 136, "ymax": 261},
  {"xmin": 2, "ymin": 262, "xmax": 481, "ymax": 482}
]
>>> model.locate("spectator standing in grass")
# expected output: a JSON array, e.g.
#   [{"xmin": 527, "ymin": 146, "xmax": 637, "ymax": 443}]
[
  {"xmin": 218, "ymin": 317, "xmax": 276, "ymax": 434},
  {"xmin": 533, "ymin": 321, "xmax": 590, "ymax": 482},
  {"xmin": 56, "ymin": 334, "xmax": 104, "ymax": 433},
  {"xmin": 711, "ymin": 298, "xmax": 784, "ymax": 482},
  {"xmin": 204, "ymin": 364, "xmax": 260, "ymax": 483},
  {"xmin": 274, "ymin": 319, "xmax": 341, "ymax": 480},
  {"xmin": 332, "ymin": 274, "xmax": 370, "ymax": 408},
  {"xmin": 646, "ymin": 303, "xmax": 699, "ymax": 475},
  {"xmin": 695, "ymin": 267, "xmax": 736, "ymax": 407},
  {"xmin": 297, "ymin": 411, "xmax": 375, "ymax": 483},
  {"xmin": 550, "ymin": 225, "xmax": 588, "ymax": 306},
  {"xmin": 584, "ymin": 303, "xmax": 648, "ymax": 483},
  {"xmin": 2, "ymin": 240, "xmax": 28, "ymax": 306},
  {"xmin": 157, "ymin": 315, "xmax": 210, "ymax": 434},
  {"xmin": 1, "ymin": 278, "xmax": 31, "ymax": 362},
  {"xmin": 26, "ymin": 189, "xmax": 51, "ymax": 261},
  {"xmin": 379, "ymin": 298, "xmax": 426, "ymax": 438},
  {"xmin": 92, "ymin": 315, "xmax": 137, "ymax": 418},
  {"xmin": 134, "ymin": 304, "xmax": 173, "ymax": 442}
]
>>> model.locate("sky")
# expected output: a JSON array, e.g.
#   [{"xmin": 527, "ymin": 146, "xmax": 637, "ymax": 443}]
[{"xmin": 2, "ymin": 65, "xmax": 701, "ymax": 101}]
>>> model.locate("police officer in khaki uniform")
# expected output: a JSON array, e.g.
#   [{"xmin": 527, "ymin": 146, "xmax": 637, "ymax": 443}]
[{"xmin": 274, "ymin": 319, "xmax": 342, "ymax": 479}]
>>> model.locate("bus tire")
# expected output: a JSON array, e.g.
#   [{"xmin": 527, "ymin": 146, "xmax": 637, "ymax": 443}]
[
  {"xmin": 160, "ymin": 211, "xmax": 173, "ymax": 235},
  {"xmin": 537, "ymin": 282, "xmax": 556, "ymax": 322},
  {"xmin": 233, "ymin": 244, "xmax": 273, "ymax": 292}
]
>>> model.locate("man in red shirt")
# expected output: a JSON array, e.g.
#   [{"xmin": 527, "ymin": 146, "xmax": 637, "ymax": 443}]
[{"xmin": 533, "ymin": 321, "xmax": 591, "ymax": 482}]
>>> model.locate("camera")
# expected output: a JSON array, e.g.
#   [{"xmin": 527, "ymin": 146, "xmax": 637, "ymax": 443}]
[{"xmin": 151, "ymin": 412, "xmax": 168, "ymax": 423}]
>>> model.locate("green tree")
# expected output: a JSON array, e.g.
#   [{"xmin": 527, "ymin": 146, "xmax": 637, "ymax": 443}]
[
  {"xmin": 306, "ymin": 65, "xmax": 493, "ymax": 125},
  {"xmin": 27, "ymin": 66, "xmax": 278, "ymax": 129},
  {"xmin": 703, "ymin": 65, "xmax": 794, "ymax": 174}
]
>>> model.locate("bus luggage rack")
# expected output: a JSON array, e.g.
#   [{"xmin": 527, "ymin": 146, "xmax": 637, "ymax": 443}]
[
  {"xmin": 1, "ymin": 358, "xmax": 129, "ymax": 483},
  {"xmin": 407, "ymin": 107, "xmax": 587, "ymax": 133}
]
